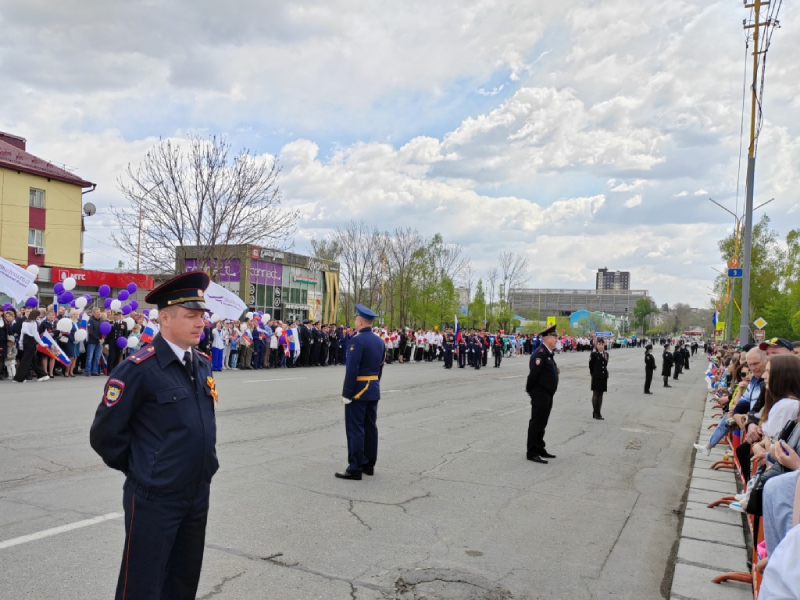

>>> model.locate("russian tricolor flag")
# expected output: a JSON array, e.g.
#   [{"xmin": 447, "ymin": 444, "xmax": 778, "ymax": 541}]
[
  {"xmin": 140, "ymin": 323, "xmax": 156, "ymax": 344},
  {"xmin": 455, "ymin": 314, "xmax": 462, "ymax": 344}
]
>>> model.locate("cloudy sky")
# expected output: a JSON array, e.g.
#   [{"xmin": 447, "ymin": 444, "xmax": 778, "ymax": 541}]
[{"xmin": 1, "ymin": 0, "xmax": 797, "ymax": 307}]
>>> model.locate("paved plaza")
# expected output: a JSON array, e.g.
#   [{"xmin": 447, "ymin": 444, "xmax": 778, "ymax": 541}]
[{"xmin": 1, "ymin": 348, "xmax": 709, "ymax": 599}]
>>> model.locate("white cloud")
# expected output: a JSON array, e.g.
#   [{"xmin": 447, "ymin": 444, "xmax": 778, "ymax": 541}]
[
  {"xmin": 694, "ymin": 189, "xmax": 708, "ymax": 196},
  {"xmin": 624, "ymin": 195, "xmax": 643, "ymax": 208}
]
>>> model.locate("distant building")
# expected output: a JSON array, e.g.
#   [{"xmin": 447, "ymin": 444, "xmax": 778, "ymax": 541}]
[
  {"xmin": 455, "ymin": 286, "xmax": 471, "ymax": 309},
  {"xmin": 508, "ymin": 287, "xmax": 652, "ymax": 318},
  {"xmin": 596, "ymin": 267, "xmax": 630, "ymax": 291},
  {"xmin": 0, "ymin": 131, "xmax": 95, "ymax": 269}
]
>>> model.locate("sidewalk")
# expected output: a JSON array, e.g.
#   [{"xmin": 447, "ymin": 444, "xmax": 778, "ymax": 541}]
[{"xmin": 670, "ymin": 393, "xmax": 753, "ymax": 600}]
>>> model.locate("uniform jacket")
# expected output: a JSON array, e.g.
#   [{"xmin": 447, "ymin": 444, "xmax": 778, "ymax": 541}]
[
  {"xmin": 589, "ymin": 349, "xmax": 609, "ymax": 392},
  {"xmin": 89, "ymin": 333, "xmax": 219, "ymax": 497},
  {"xmin": 342, "ymin": 327, "xmax": 385, "ymax": 402},
  {"xmin": 107, "ymin": 320, "xmax": 129, "ymax": 344},
  {"xmin": 645, "ymin": 352, "xmax": 656, "ymax": 372},
  {"xmin": 443, "ymin": 333, "xmax": 455, "ymax": 349},
  {"xmin": 661, "ymin": 350, "xmax": 674, "ymax": 377},
  {"xmin": 526, "ymin": 344, "xmax": 559, "ymax": 396},
  {"xmin": 299, "ymin": 325, "xmax": 311, "ymax": 347}
]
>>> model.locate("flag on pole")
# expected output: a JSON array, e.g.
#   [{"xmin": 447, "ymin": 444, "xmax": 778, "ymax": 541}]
[
  {"xmin": 454, "ymin": 314, "xmax": 462, "ymax": 344},
  {"xmin": 140, "ymin": 322, "xmax": 157, "ymax": 345}
]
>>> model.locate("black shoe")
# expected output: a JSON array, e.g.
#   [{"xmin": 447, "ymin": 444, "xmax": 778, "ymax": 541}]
[
  {"xmin": 540, "ymin": 451, "xmax": 556, "ymax": 459},
  {"xmin": 594, "ymin": 415, "xmax": 604, "ymax": 420},
  {"xmin": 645, "ymin": 391, "xmax": 653, "ymax": 395},
  {"xmin": 335, "ymin": 470, "xmax": 362, "ymax": 480},
  {"xmin": 362, "ymin": 465, "xmax": 374, "ymax": 476},
  {"xmin": 665, "ymin": 384, "xmax": 672, "ymax": 388},
  {"xmin": 527, "ymin": 455, "xmax": 548, "ymax": 464}
]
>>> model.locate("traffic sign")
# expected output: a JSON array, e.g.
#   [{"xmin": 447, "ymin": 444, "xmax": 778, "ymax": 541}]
[
  {"xmin": 728, "ymin": 268, "xmax": 743, "ymax": 278},
  {"xmin": 728, "ymin": 256, "xmax": 739, "ymax": 269},
  {"xmin": 754, "ymin": 317, "xmax": 767, "ymax": 330},
  {"xmin": 754, "ymin": 330, "xmax": 765, "ymax": 342}
]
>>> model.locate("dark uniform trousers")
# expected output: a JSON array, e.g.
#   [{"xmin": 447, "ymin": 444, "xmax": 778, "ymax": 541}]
[
  {"xmin": 527, "ymin": 391, "xmax": 553, "ymax": 457},
  {"xmin": 117, "ymin": 479, "xmax": 209, "ymax": 600},
  {"xmin": 345, "ymin": 400, "xmax": 378, "ymax": 473},
  {"xmin": 457, "ymin": 345, "xmax": 466, "ymax": 368},
  {"xmin": 444, "ymin": 347, "xmax": 453, "ymax": 368},
  {"xmin": 493, "ymin": 347, "xmax": 502, "ymax": 367},
  {"xmin": 644, "ymin": 368, "xmax": 654, "ymax": 393}
]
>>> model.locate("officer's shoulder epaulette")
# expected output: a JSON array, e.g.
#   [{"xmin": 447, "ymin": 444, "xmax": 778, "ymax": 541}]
[
  {"xmin": 127, "ymin": 344, "xmax": 157, "ymax": 364},
  {"xmin": 196, "ymin": 350, "xmax": 211, "ymax": 362}
]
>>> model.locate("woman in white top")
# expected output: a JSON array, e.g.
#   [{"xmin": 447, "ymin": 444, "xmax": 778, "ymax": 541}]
[
  {"xmin": 13, "ymin": 309, "xmax": 49, "ymax": 382},
  {"xmin": 752, "ymin": 355, "xmax": 800, "ymax": 459}
]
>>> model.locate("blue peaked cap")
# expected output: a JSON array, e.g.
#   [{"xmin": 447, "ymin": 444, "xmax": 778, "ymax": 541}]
[{"xmin": 355, "ymin": 303, "xmax": 377, "ymax": 320}]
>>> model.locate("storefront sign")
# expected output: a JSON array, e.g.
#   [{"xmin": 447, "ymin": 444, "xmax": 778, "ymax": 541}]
[
  {"xmin": 294, "ymin": 275, "xmax": 319, "ymax": 285},
  {"xmin": 185, "ymin": 259, "xmax": 241, "ymax": 282},
  {"xmin": 52, "ymin": 268, "xmax": 155, "ymax": 290},
  {"xmin": 307, "ymin": 259, "xmax": 338, "ymax": 273},
  {"xmin": 251, "ymin": 260, "xmax": 283, "ymax": 285},
  {"xmin": 251, "ymin": 247, "xmax": 285, "ymax": 261}
]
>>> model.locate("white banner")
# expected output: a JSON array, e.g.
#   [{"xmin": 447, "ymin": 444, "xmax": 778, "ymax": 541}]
[
  {"xmin": 0, "ymin": 257, "xmax": 36, "ymax": 302},
  {"xmin": 204, "ymin": 280, "xmax": 248, "ymax": 321}
]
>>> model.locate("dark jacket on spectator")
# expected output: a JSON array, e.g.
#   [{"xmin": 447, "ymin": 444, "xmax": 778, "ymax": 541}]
[{"xmin": 87, "ymin": 316, "xmax": 103, "ymax": 345}]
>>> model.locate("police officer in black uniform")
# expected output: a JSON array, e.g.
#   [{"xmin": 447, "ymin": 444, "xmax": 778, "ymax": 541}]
[
  {"xmin": 493, "ymin": 332, "xmax": 503, "ymax": 368},
  {"xmin": 90, "ymin": 272, "xmax": 218, "ymax": 600},
  {"xmin": 442, "ymin": 326, "xmax": 455, "ymax": 369},
  {"xmin": 662, "ymin": 343, "xmax": 674, "ymax": 388},
  {"xmin": 106, "ymin": 311, "xmax": 130, "ymax": 370},
  {"xmin": 525, "ymin": 325, "xmax": 560, "ymax": 464},
  {"xmin": 336, "ymin": 304, "xmax": 385, "ymax": 480},
  {"xmin": 588, "ymin": 339, "xmax": 609, "ymax": 420},
  {"xmin": 644, "ymin": 344, "xmax": 656, "ymax": 394}
]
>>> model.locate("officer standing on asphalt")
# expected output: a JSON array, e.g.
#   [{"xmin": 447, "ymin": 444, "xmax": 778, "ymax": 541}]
[
  {"xmin": 89, "ymin": 271, "xmax": 219, "ymax": 600},
  {"xmin": 336, "ymin": 304, "xmax": 385, "ymax": 480},
  {"xmin": 525, "ymin": 325, "xmax": 560, "ymax": 464},
  {"xmin": 644, "ymin": 344, "xmax": 656, "ymax": 395},
  {"xmin": 493, "ymin": 332, "xmax": 503, "ymax": 368},
  {"xmin": 662, "ymin": 343, "xmax": 674, "ymax": 388},
  {"xmin": 457, "ymin": 330, "xmax": 467, "ymax": 368},
  {"xmin": 588, "ymin": 338, "xmax": 609, "ymax": 420},
  {"xmin": 442, "ymin": 326, "xmax": 455, "ymax": 369}
]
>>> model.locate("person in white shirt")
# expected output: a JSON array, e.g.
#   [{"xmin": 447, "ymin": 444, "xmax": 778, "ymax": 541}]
[{"xmin": 13, "ymin": 309, "xmax": 49, "ymax": 382}]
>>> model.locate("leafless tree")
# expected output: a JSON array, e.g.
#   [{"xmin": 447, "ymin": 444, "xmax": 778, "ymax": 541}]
[
  {"xmin": 386, "ymin": 227, "xmax": 425, "ymax": 326},
  {"xmin": 309, "ymin": 235, "xmax": 343, "ymax": 261},
  {"xmin": 112, "ymin": 135, "xmax": 298, "ymax": 278},
  {"xmin": 499, "ymin": 251, "xmax": 530, "ymax": 301},
  {"xmin": 486, "ymin": 267, "xmax": 499, "ymax": 311},
  {"xmin": 333, "ymin": 221, "xmax": 385, "ymax": 324},
  {"xmin": 460, "ymin": 264, "xmax": 475, "ymax": 305}
]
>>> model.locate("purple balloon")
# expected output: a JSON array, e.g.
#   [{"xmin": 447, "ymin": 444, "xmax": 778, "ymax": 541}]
[
  {"xmin": 53, "ymin": 282, "xmax": 65, "ymax": 295},
  {"xmin": 103, "ymin": 298, "xmax": 113, "ymax": 309},
  {"xmin": 127, "ymin": 283, "xmax": 138, "ymax": 294},
  {"xmin": 2, "ymin": 303, "xmax": 11, "ymax": 311},
  {"xmin": 83, "ymin": 294, "xmax": 92, "ymax": 302},
  {"xmin": 142, "ymin": 309, "xmax": 150, "ymax": 317},
  {"xmin": 118, "ymin": 290, "xmax": 129, "ymax": 301},
  {"xmin": 98, "ymin": 284, "xmax": 111, "ymax": 298},
  {"xmin": 199, "ymin": 332, "xmax": 206, "ymax": 342},
  {"xmin": 70, "ymin": 301, "xmax": 76, "ymax": 308},
  {"xmin": 58, "ymin": 291, "xmax": 74, "ymax": 304},
  {"xmin": 116, "ymin": 337, "xmax": 128, "ymax": 349},
  {"xmin": 121, "ymin": 305, "xmax": 132, "ymax": 315},
  {"xmin": 129, "ymin": 300, "xmax": 139, "ymax": 311},
  {"xmin": 25, "ymin": 297, "xmax": 38, "ymax": 308},
  {"xmin": 99, "ymin": 321, "xmax": 112, "ymax": 336}
]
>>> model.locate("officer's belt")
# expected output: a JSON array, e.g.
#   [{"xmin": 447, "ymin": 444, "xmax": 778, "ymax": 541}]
[{"xmin": 353, "ymin": 375, "xmax": 379, "ymax": 400}]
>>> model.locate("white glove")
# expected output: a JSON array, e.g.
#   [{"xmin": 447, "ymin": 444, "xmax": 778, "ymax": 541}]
[{"xmin": 341, "ymin": 397, "xmax": 352, "ymax": 405}]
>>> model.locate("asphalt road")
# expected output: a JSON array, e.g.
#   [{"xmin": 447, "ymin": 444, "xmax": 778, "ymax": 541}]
[{"xmin": 0, "ymin": 347, "xmax": 708, "ymax": 600}]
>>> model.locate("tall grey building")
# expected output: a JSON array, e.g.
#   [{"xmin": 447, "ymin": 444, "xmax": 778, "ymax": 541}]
[{"xmin": 596, "ymin": 268, "xmax": 630, "ymax": 291}]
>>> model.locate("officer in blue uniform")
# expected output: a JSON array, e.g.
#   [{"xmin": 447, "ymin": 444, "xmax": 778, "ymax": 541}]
[
  {"xmin": 457, "ymin": 331, "xmax": 467, "ymax": 368},
  {"xmin": 525, "ymin": 325, "xmax": 560, "ymax": 464},
  {"xmin": 336, "ymin": 304, "xmax": 385, "ymax": 480},
  {"xmin": 90, "ymin": 272, "xmax": 218, "ymax": 600}
]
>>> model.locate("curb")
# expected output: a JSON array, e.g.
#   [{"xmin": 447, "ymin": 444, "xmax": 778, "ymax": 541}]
[{"xmin": 670, "ymin": 393, "xmax": 753, "ymax": 600}]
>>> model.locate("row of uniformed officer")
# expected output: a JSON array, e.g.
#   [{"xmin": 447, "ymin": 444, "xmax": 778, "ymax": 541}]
[{"xmin": 90, "ymin": 272, "xmax": 218, "ymax": 600}]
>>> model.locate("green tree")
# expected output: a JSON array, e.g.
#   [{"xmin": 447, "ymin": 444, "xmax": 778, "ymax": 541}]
[
  {"xmin": 468, "ymin": 279, "xmax": 487, "ymax": 329},
  {"xmin": 633, "ymin": 298, "xmax": 658, "ymax": 333}
]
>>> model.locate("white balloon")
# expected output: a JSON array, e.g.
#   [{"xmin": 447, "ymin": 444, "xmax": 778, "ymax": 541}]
[
  {"xmin": 124, "ymin": 317, "xmax": 135, "ymax": 330},
  {"xmin": 27, "ymin": 283, "xmax": 38, "ymax": 296},
  {"xmin": 264, "ymin": 313, "xmax": 271, "ymax": 321},
  {"xmin": 63, "ymin": 277, "xmax": 77, "ymax": 291},
  {"xmin": 57, "ymin": 317, "xmax": 73, "ymax": 333},
  {"xmin": 110, "ymin": 299, "xmax": 122, "ymax": 311},
  {"xmin": 150, "ymin": 311, "xmax": 158, "ymax": 321},
  {"xmin": 74, "ymin": 329, "xmax": 88, "ymax": 342},
  {"xmin": 26, "ymin": 264, "xmax": 39, "ymax": 276},
  {"xmin": 211, "ymin": 313, "xmax": 222, "ymax": 323},
  {"xmin": 75, "ymin": 297, "xmax": 88, "ymax": 309},
  {"xmin": 246, "ymin": 312, "xmax": 254, "ymax": 320},
  {"xmin": 127, "ymin": 336, "xmax": 140, "ymax": 349},
  {"xmin": 275, "ymin": 327, "xmax": 283, "ymax": 335}
]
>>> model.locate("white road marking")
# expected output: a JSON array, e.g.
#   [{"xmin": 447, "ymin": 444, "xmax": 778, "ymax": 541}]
[
  {"xmin": 0, "ymin": 512, "xmax": 123, "ymax": 550},
  {"xmin": 243, "ymin": 377, "xmax": 304, "ymax": 383}
]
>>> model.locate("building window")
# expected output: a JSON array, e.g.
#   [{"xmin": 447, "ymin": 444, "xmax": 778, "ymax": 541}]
[
  {"xmin": 29, "ymin": 188, "xmax": 45, "ymax": 208},
  {"xmin": 28, "ymin": 229, "xmax": 43, "ymax": 247}
]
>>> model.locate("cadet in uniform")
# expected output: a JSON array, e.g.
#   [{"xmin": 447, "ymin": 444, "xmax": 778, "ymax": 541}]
[
  {"xmin": 588, "ymin": 339, "xmax": 609, "ymax": 420},
  {"xmin": 336, "ymin": 304, "xmax": 385, "ymax": 480},
  {"xmin": 493, "ymin": 332, "xmax": 503, "ymax": 368},
  {"xmin": 644, "ymin": 344, "xmax": 656, "ymax": 394},
  {"xmin": 442, "ymin": 326, "xmax": 455, "ymax": 369},
  {"xmin": 525, "ymin": 325, "xmax": 559, "ymax": 464},
  {"xmin": 457, "ymin": 331, "xmax": 467, "ymax": 368},
  {"xmin": 90, "ymin": 272, "xmax": 218, "ymax": 600}
]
